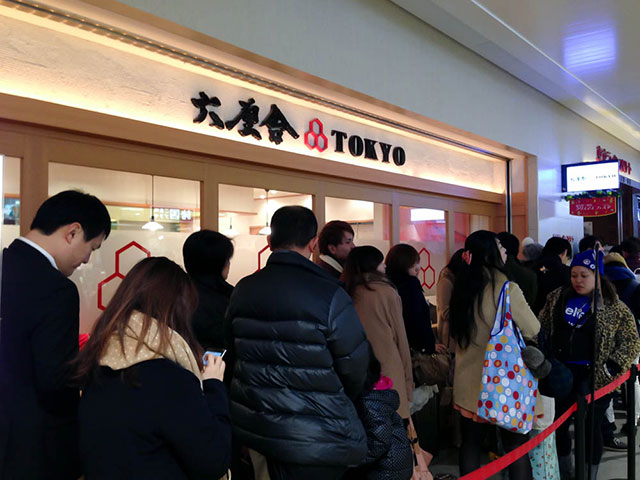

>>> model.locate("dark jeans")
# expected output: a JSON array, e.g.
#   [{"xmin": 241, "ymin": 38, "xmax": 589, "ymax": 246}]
[
  {"xmin": 412, "ymin": 393, "xmax": 439, "ymax": 454},
  {"xmin": 266, "ymin": 459, "xmax": 347, "ymax": 480},
  {"xmin": 459, "ymin": 416, "xmax": 532, "ymax": 479},
  {"xmin": 600, "ymin": 406, "xmax": 616, "ymax": 443}
]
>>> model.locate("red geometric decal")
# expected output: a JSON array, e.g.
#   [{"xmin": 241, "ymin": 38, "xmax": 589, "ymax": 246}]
[
  {"xmin": 304, "ymin": 118, "xmax": 328, "ymax": 152},
  {"xmin": 256, "ymin": 243, "xmax": 270, "ymax": 272},
  {"xmin": 97, "ymin": 241, "xmax": 151, "ymax": 310},
  {"xmin": 418, "ymin": 247, "xmax": 436, "ymax": 289}
]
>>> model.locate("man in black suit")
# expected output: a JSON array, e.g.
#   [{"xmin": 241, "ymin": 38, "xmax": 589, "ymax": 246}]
[{"xmin": 0, "ymin": 190, "xmax": 110, "ymax": 479}]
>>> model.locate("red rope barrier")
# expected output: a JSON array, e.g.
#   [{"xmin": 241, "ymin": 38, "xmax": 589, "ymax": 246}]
[{"xmin": 457, "ymin": 366, "xmax": 637, "ymax": 480}]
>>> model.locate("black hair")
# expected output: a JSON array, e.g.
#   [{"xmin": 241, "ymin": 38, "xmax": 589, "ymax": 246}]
[
  {"xmin": 361, "ymin": 343, "xmax": 382, "ymax": 393},
  {"xmin": 182, "ymin": 230, "xmax": 234, "ymax": 278},
  {"xmin": 342, "ymin": 246, "xmax": 385, "ymax": 297},
  {"xmin": 31, "ymin": 190, "xmax": 111, "ymax": 241},
  {"xmin": 497, "ymin": 232, "xmax": 519, "ymax": 257},
  {"xmin": 269, "ymin": 206, "xmax": 318, "ymax": 250},
  {"xmin": 621, "ymin": 237, "xmax": 640, "ymax": 255},
  {"xmin": 609, "ymin": 245, "xmax": 624, "ymax": 255},
  {"xmin": 450, "ymin": 230, "xmax": 505, "ymax": 349},
  {"xmin": 579, "ymin": 235, "xmax": 600, "ymax": 253},
  {"xmin": 542, "ymin": 236, "xmax": 572, "ymax": 259},
  {"xmin": 385, "ymin": 243, "xmax": 420, "ymax": 276},
  {"xmin": 445, "ymin": 249, "xmax": 465, "ymax": 276},
  {"xmin": 318, "ymin": 221, "xmax": 355, "ymax": 255}
]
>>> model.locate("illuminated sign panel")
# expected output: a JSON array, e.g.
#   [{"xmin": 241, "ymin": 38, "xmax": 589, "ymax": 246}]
[{"xmin": 562, "ymin": 160, "xmax": 619, "ymax": 193}]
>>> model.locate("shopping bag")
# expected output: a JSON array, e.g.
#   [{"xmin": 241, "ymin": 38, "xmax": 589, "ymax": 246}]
[
  {"xmin": 476, "ymin": 282, "xmax": 538, "ymax": 434},
  {"xmin": 407, "ymin": 418, "xmax": 433, "ymax": 480},
  {"xmin": 529, "ymin": 431, "xmax": 560, "ymax": 480}
]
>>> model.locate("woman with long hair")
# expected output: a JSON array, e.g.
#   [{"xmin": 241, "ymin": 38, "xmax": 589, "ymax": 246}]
[
  {"xmin": 539, "ymin": 249, "xmax": 640, "ymax": 479},
  {"xmin": 342, "ymin": 246, "xmax": 413, "ymax": 421},
  {"xmin": 76, "ymin": 257, "xmax": 232, "ymax": 479},
  {"xmin": 449, "ymin": 231, "xmax": 539, "ymax": 479}
]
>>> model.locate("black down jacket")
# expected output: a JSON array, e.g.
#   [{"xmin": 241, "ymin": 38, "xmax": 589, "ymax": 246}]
[
  {"xmin": 345, "ymin": 389, "xmax": 413, "ymax": 480},
  {"xmin": 225, "ymin": 250, "xmax": 369, "ymax": 466}
]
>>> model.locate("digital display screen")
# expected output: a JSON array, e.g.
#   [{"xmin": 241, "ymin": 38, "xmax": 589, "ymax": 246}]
[{"xmin": 562, "ymin": 160, "xmax": 619, "ymax": 192}]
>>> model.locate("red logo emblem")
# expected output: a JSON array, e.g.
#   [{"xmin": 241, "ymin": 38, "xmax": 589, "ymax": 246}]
[{"xmin": 304, "ymin": 118, "xmax": 328, "ymax": 152}]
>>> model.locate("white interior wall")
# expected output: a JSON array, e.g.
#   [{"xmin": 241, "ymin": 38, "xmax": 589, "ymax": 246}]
[{"xmin": 119, "ymin": 0, "xmax": 640, "ymax": 244}]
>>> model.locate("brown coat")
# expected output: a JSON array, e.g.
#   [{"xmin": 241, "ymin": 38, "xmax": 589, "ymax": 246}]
[
  {"xmin": 453, "ymin": 272, "xmax": 540, "ymax": 413},
  {"xmin": 352, "ymin": 280, "xmax": 414, "ymax": 419}
]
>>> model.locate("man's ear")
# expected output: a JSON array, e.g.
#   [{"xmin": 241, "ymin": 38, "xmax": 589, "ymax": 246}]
[
  {"xmin": 327, "ymin": 243, "xmax": 337, "ymax": 256},
  {"xmin": 267, "ymin": 234, "xmax": 274, "ymax": 252},
  {"xmin": 308, "ymin": 236, "xmax": 319, "ymax": 254},
  {"xmin": 63, "ymin": 222, "xmax": 83, "ymax": 244}
]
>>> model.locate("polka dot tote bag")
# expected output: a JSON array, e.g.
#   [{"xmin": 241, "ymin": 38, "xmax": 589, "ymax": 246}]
[{"xmin": 476, "ymin": 281, "xmax": 538, "ymax": 434}]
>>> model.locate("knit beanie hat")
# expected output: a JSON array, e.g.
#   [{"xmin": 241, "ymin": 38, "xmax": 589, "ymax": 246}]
[{"xmin": 570, "ymin": 249, "xmax": 604, "ymax": 274}]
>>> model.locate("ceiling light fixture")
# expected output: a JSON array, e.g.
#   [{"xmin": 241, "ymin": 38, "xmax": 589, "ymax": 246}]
[
  {"xmin": 142, "ymin": 175, "xmax": 164, "ymax": 231},
  {"xmin": 222, "ymin": 214, "xmax": 239, "ymax": 239},
  {"xmin": 258, "ymin": 189, "xmax": 271, "ymax": 235}
]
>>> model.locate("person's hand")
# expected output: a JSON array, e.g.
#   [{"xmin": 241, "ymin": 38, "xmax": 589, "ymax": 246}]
[
  {"xmin": 202, "ymin": 354, "xmax": 226, "ymax": 381},
  {"xmin": 435, "ymin": 344, "xmax": 448, "ymax": 354}
]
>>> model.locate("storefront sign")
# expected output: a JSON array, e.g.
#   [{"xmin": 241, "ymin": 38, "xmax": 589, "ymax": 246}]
[
  {"xmin": 596, "ymin": 146, "xmax": 632, "ymax": 176},
  {"xmin": 191, "ymin": 92, "xmax": 406, "ymax": 166},
  {"xmin": 153, "ymin": 208, "xmax": 193, "ymax": 222},
  {"xmin": 569, "ymin": 197, "xmax": 617, "ymax": 217}
]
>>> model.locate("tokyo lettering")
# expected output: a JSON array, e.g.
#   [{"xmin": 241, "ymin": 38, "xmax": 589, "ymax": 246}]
[{"xmin": 191, "ymin": 91, "xmax": 406, "ymax": 166}]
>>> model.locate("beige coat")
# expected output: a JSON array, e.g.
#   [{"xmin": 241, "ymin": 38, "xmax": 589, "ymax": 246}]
[
  {"xmin": 436, "ymin": 267, "xmax": 457, "ymax": 353},
  {"xmin": 353, "ymin": 280, "xmax": 414, "ymax": 419},
  {"xmin": 453, "ymin": 272, "xmax": 540, "ymax": 413}
]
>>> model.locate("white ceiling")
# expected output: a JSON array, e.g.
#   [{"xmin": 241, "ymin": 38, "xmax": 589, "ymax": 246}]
[{"xmin": 391, "ymin": 0, "xmax": 640, "ymax": 151}]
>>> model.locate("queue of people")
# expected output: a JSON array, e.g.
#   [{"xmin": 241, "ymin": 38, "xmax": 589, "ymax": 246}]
[{"xmin": 2, "ymin": 190, "xmax": 640, "ymax": 480}]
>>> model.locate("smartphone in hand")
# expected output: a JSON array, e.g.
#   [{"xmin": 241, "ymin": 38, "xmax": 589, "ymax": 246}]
[{"xmin": 202, "ymin": 349, "xmax": 226, "ymax": 365}]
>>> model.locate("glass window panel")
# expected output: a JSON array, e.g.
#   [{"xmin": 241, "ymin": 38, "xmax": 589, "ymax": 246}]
[
  {"xmin": 49, "ymin": 163, "xmax": 200, "ymax": 333},
  {"xmin": 325, "ymin": 197, "xmax": 390, "ymax": 255},
  {"xmin": 399, "ymin": 205, "xmax": 447, "ymax": 300},
  {"xmin": 1, "ymin": 156, "xmax": 20, "ymax": 249},
  {"xmin": 454, "ymin": 212, "xmax": 490, "ymax": 252},
  {"xmin": 219, "ymin": 185, "xmax": 312, "ymax": 285}
]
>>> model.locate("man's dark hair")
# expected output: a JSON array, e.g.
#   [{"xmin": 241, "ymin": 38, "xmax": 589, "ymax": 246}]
[
  {"xmin": 610, "ymin": 245, "xmax": 624, "ymax": 255},
  {"xmin": 318, "ymin": 221, "xmax": 354, "ymax": 255},
  {"xmin": 542, "ymin": 236, "xmax": 572, "ymax": 259},
  {"xmin": 183, "ymin": 230, "xmax": 234, "ymax": 278},
  {"xmin": 621, "ymin": 237, "xmax": 640, "ymax": 255},
  {"xmin": 31, "ymin": 190, "xmax": 111, "ymax": 241},
  {"xmin": 579, "ymin": 235, "xmax": 600, "ymax": 252},
  {"xmin": 497, "ymin": 232, "xmax": 519, "ymax": 257},
  {"xmin": 269, "ymin": 206, "xmax": 317, "ymax": 250}
]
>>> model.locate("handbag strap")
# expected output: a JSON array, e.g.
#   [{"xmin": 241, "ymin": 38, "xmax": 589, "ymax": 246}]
[
  {"xmin": 489, "ymin": 281, "xmax": 509, "ymax": 337},
  {"xmin": 489, "ymin": 281, "xmax": 527, "ymax": 349}
]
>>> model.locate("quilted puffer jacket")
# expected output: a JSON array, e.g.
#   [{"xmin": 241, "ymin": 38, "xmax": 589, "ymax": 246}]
[
  {"xmin": 345, "ymin": 388, "xmax": 413, "ymax": 480},
  {"xmin": 225, "ymin": 250, "xmax": 369, "ymax": 466}
]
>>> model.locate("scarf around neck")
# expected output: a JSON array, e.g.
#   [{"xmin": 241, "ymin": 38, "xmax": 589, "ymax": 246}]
[
  {"xmin": 99, "ymin": 311, "xmax": 202, "ymax": 386},
  {"xmin": 319, "ymin": 254, "xmax": 343, "ymax": 273}
]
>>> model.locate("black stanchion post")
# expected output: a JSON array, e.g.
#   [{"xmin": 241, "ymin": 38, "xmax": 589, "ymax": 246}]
[
  {"xmin": 628, "ymin": 364, "xmax": 637, "ymax": 480},
  {"xmin": 576, "ymin": 395, "xmax": 587, "ymax": 480}
]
